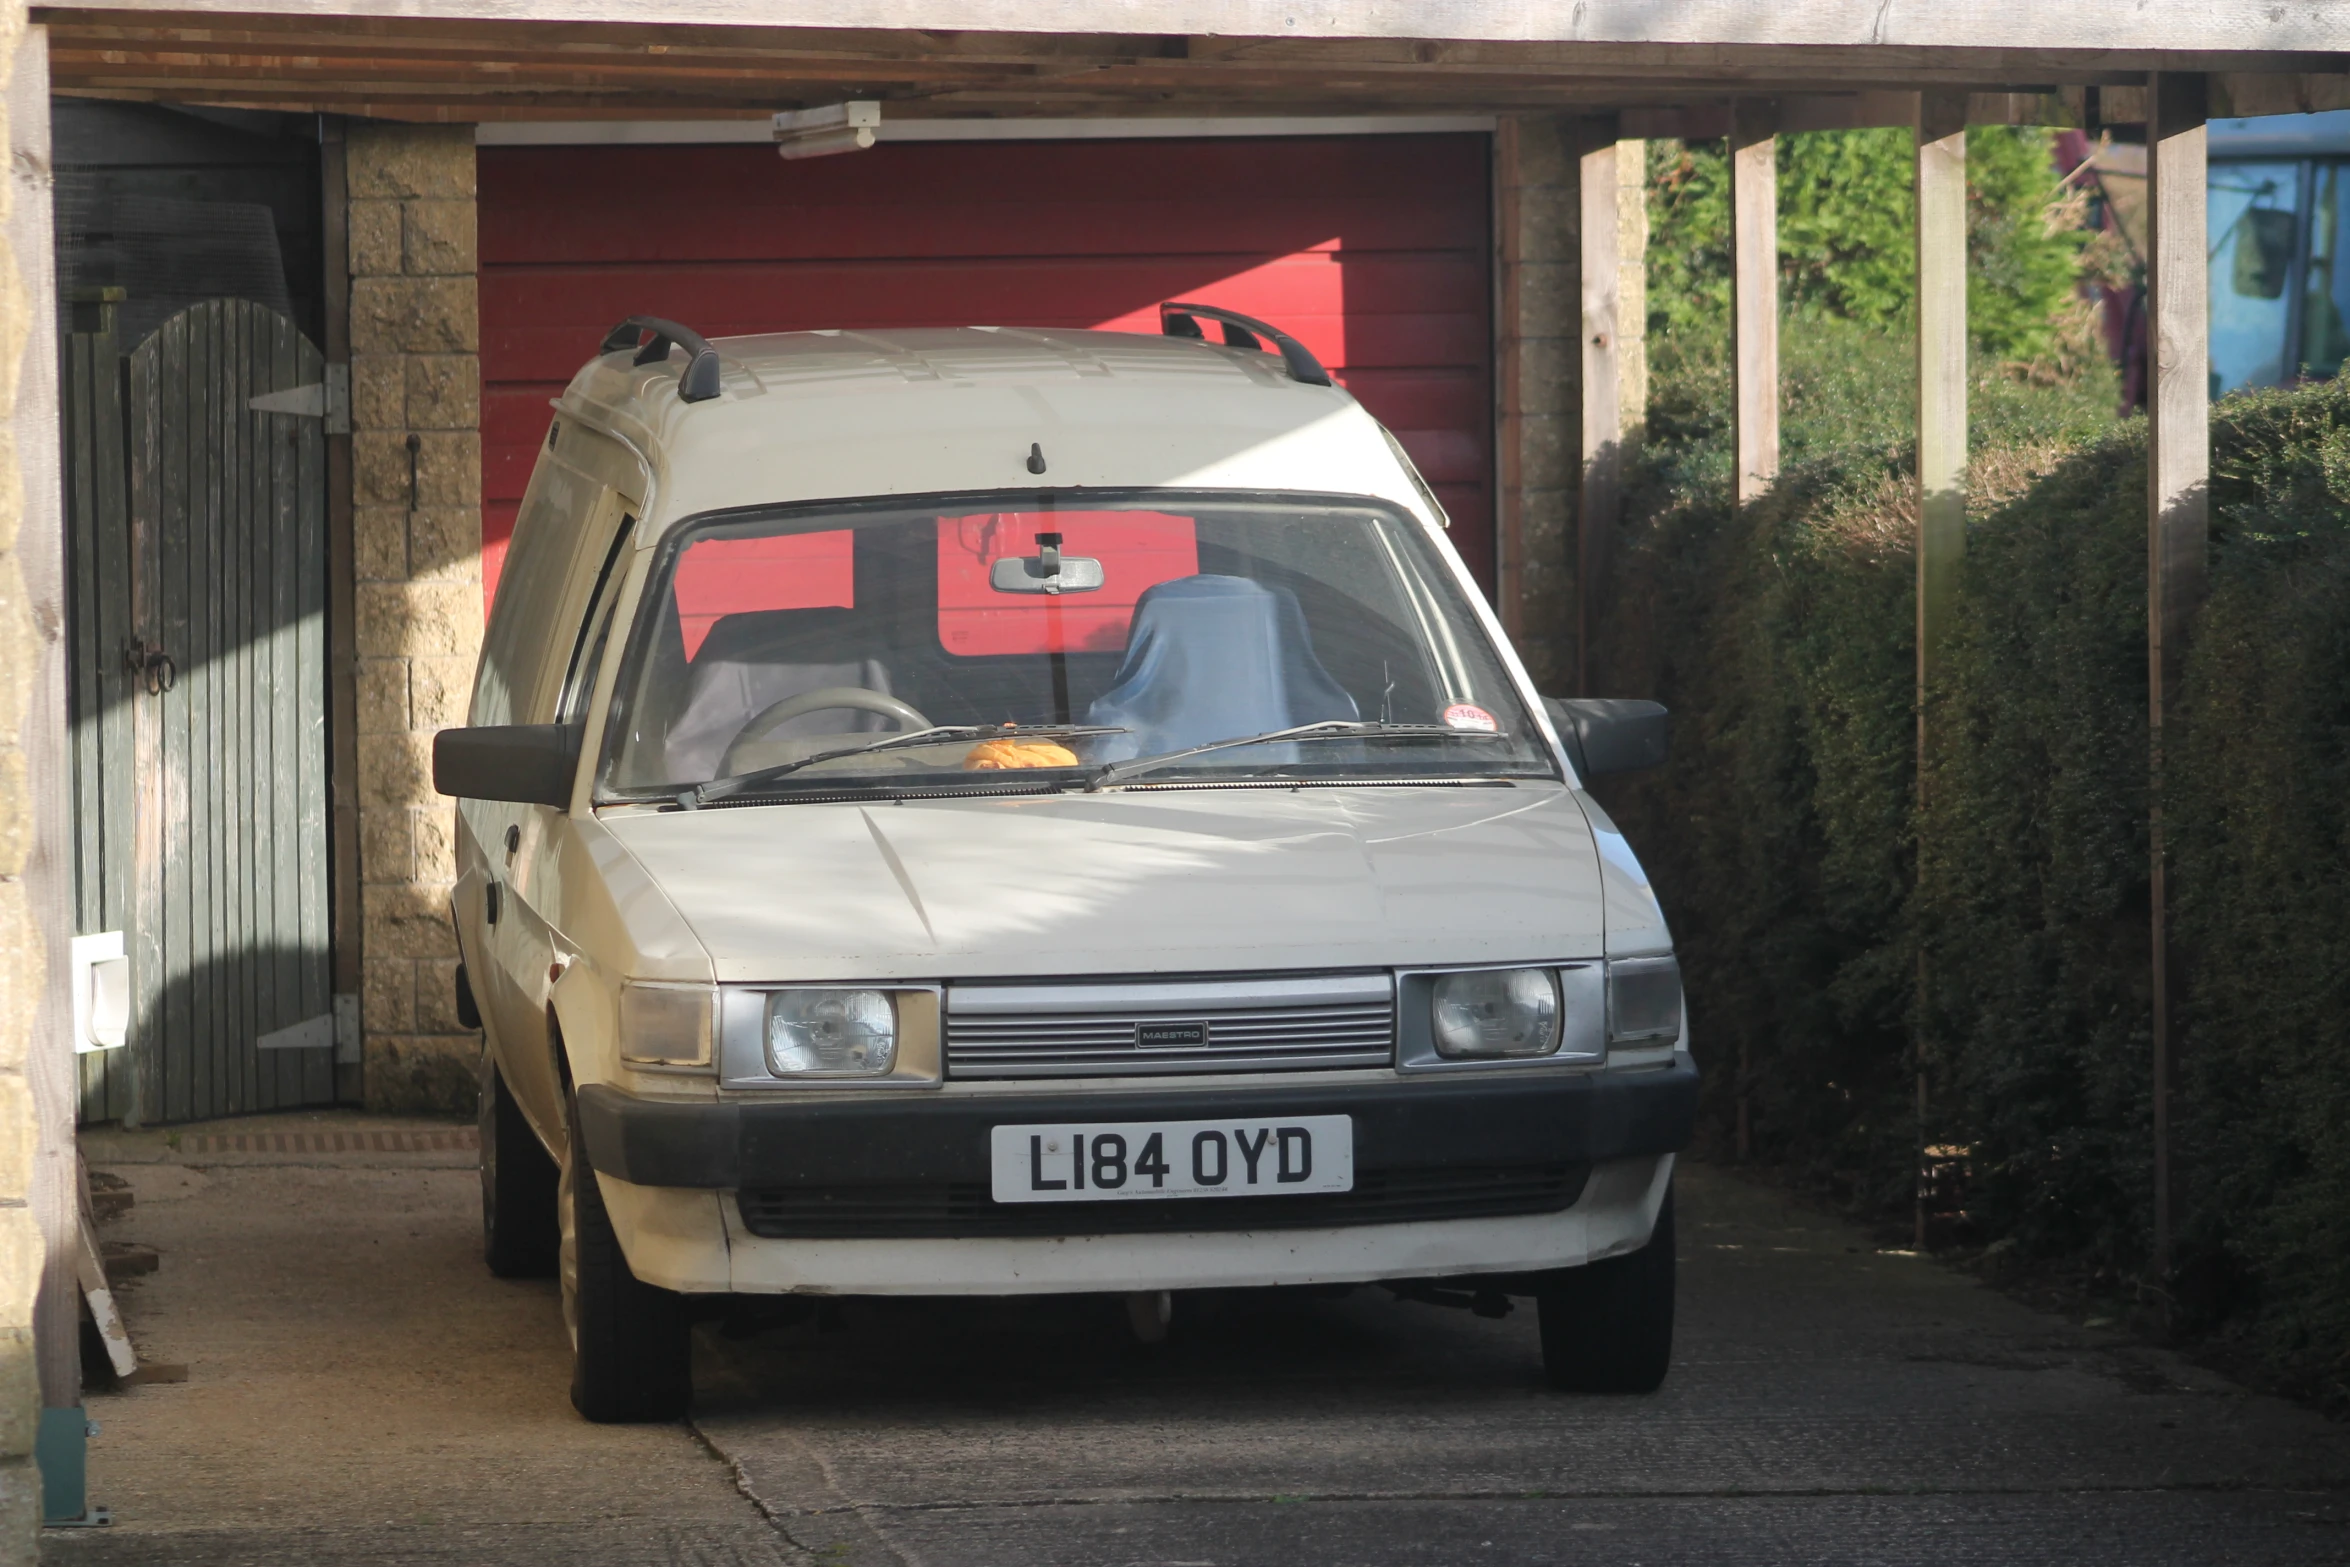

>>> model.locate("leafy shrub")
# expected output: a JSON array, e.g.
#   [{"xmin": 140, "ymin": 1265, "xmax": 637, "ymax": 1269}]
[
  {"xmin": 1607, "ymin": 318, "xmax": 2350, "ymax": 1399},
  {"xmin": 2171, "ymin": 385, "xmax": 2350, "ymax": 1401},
  {"xmin": 1646, "ymin": 128, "xmax": 2089, "ymax": 362}
]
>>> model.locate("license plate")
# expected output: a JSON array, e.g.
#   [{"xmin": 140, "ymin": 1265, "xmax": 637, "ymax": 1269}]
[{"xmin": 989, "ymin": 1115, "xmax": 1354, "ymax": 1203}]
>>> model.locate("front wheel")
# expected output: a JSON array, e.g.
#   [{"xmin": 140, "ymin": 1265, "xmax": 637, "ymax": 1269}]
[
  {"xmin": 560, "ymin": 1084, "xmax": 693, "ymax": 1422},
  {"xmin": 1534, "ymin": 1188, "xmax": 1675, "ymax": 1393}
]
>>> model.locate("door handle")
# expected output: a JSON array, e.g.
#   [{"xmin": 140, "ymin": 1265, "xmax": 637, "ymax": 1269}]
[{"xmin": 123, "ymin": 639, "xmax": 175, "ymax": 695}]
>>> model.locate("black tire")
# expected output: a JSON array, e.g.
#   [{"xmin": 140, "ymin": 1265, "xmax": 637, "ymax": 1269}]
[
  {"xmin": 480, "ymin": 1061, "xmax": 559, "ymax": 1278},
  {"xmin": 1535, "ymin": 1188, "xmax": 1676, "ymax": 1393},
  {"xmin": 561, "ymin": 1085, "xmax": 693, "ymax": 1422}
]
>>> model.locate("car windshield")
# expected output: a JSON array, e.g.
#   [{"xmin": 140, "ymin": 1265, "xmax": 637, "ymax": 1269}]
[{"xmin": 597, "ymin": 492, "xmax": 1556, "ymax": 802}]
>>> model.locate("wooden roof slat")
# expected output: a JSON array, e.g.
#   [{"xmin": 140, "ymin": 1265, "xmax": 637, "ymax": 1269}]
[
  {"xmin": 30, "ymin": 0, "xmax": 2350, "ymax": 55},
  {"xmin": 35, "ymin": 3, "xmax": 2350, "ymax": 120},
  {"xmin": 56, "ymin": 46, "xmax": 2171, "ymax": 101}
]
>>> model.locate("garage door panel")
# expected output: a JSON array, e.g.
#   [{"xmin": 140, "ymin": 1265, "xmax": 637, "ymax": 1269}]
[
  {"xmin": 484, "ymin": 387, "xmax": 562, "ymax": 500},
  {"xmin": 484, "ymin": 251, "xmax": 1481, "ymax": 320},
  {"xmin": 486, "ymin": 316, "xmax": 1489, "ymax": 389},
  {"xmin": 482, "ymin": 145, "xmax": 1486, "ymax": 265},
  {"xmin": 1338, "ymin": 369, "xmax": 1494, "ymax": 432},
  {"xmin": 483, "ymin": 202, "xmax": 1468, "ymax": 265},
  {"xmin": 1430, "ymin": 482, "xmax": 1486, "ymax": 527},
  {"xmin": 482, "ymin": 135, "xmax": 1492, "ymax": 605},
  {"xmin": 483, "ymin": 256, "xmax": 1477, "ymax": 363},
  {"xmin": 481, "ymin": 138, "xmax": 1484, "ymax": 211},
  {"xmin": 1387, "ymin": 429, "xmax": 1489, "ymax": 486}
]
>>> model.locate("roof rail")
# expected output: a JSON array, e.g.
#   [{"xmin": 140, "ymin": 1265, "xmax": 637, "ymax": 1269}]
[
  {"xmin": 1159, "ymin": 302, "xmax": 1332, "ymax": 387},
  {"xmin": 599, "ymin": 316, "xmax": 724, "ymax": 403}
]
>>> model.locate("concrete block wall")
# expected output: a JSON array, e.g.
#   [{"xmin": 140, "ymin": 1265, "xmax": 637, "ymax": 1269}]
[
  {"xmin": 1495, "ymin": 115, "xmax": 1582, "ymax": 690},
  {"xmin": 346, "ymin": 124, "xmax": 483, "ymax": 1113}
]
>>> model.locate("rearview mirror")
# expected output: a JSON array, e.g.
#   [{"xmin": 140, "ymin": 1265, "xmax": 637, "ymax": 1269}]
[
  {"xmin": 1542, "ymin": 697, "xmax": 1669, "ymax": 779},
  {"xmin": 988, "ymin": 530, "xmax": 1104, "ymax": 595},
  {"xmin": 433, "ymin": 724, "xmax": 583, "ymax": 807}
]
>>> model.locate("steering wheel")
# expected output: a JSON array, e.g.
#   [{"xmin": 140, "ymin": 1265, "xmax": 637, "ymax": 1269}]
[{"xmin": 718, "ymin": 686, "xmax": 935, "ymax": 776}]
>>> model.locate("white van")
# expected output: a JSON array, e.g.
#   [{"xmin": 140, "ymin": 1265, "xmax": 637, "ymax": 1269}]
[{"xmin": 435, "ymin": 308, "xmax": 1694, "ymax": 1422}]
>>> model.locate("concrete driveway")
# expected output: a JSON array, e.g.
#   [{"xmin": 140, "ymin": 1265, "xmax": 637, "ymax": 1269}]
[{"xmin": 46, "ymin": 1116, "xmax": 2350, "ymax": 1565}]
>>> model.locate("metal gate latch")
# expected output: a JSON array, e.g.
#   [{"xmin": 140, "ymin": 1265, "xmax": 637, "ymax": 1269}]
[{"xmin": 122, "ymin": 639, "xmax": 175, "ymax": 695}]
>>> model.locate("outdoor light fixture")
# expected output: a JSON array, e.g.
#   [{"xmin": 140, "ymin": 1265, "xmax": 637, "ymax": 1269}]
[{"xmin": 774, "ymin": 101, "xmax": 881, "ymax": 160}]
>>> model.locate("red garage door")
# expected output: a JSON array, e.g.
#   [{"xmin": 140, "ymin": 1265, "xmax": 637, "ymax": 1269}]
[{"xmin": 479, "ymin": 135, "xmax": 1492, "ymax": 607}]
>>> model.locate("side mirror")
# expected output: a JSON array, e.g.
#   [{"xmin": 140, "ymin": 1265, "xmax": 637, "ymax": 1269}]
[
  {"xmin": 2233, "ymin": 206, "xmax": 2296, "ymax": 300},
  {"xmin": 433, "ymin": 724, "xmax": 583, "ymax": 808},
  {"xmin": 1542, "ymin": 697, "xmax": 1669, "ymax": 779}
]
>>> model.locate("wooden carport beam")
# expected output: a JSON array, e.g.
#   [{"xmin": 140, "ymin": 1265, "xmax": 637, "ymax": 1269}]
[
  {"xmin": 1912, "ymin": 88, "xmax": 1966, "ymax": 1251},
  {"xmin": 1731, "ymin": 102, "xmax": 1778, "ymax": 505},
  {"xmin": 2145, "ymin": 71, "xmax": 2209, "ymax": 1283},
  {"xmin": 1577, "ymin": 118, "xmax": 1621, "ymax": 694},
  {"xmin": 1915, "ymin": 91, "xmax": 1968, "ymax": 687}
]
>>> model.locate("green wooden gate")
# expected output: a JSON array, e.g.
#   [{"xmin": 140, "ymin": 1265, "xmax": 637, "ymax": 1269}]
[{"xmin": 65, "ymin": 298, "xmax": 338, "ymax": 1125}]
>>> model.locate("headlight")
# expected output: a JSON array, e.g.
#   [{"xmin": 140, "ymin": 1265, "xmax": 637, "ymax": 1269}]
[
  {"xmin": 766, "ymin": 988, "xmax": 898, "ymax": 1077},
  {"xmin": 1608, "ymin": 956, "xmax": 1682, "ymax": 1050},
  {"xmin": 1430, "ymin": 967, "xmax": 1562, "ymax": 1058},
  {"xmin": 618, "ymin": 982, "xmax": 714, "ymax": 1067}
]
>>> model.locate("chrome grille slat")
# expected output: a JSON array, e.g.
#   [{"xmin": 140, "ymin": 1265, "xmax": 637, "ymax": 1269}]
[{"xmin": 946, "ymin": 974, "xmax": 1395, "ymax": 1080}]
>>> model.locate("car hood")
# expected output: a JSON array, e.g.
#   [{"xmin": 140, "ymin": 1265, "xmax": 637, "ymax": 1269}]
[{"xmin": 598, "ymin": 784, "xmax": 1603, "ymax": 982}]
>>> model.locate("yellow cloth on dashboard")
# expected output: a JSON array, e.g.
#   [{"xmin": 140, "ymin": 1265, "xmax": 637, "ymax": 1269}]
[{"xmin": 963, "ymin": 737, "xmax": 1079, "ymax": 770}]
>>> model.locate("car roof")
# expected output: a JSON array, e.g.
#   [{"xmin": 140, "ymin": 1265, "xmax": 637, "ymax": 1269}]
[{"xmin": 551, "ymin": 325, "xmax": 1438, "ymax": 533}]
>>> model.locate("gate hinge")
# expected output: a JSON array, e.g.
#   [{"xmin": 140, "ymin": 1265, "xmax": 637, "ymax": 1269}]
[
  {"xmin": 248, "ymin": 364, "xmax": 351, "ymax": 435},
  {"xmin": 333, "ymin": 993, "xmax": 360, "ymax": 1065}
]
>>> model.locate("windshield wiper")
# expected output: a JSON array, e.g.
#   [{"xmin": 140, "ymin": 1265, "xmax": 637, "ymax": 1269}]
[
  {"xmin": 690, "ymin": 724, "xmax": 1127, "ymax": 807},
  {"xmin": 1086, "ymin": 720, "xmax": 1507, "ymax": 791}
]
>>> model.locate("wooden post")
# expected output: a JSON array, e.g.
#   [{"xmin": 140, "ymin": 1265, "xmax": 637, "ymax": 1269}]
[
  {"xmin": 1578, "ymin": 117, "xmax": 1621, "ymax": 694},
  {"xmin": 1731, "ymin": 102, "xmax": 1780, "ymax": 505},
  {"xmin": 1492, "ymin": 116, "xmax": 1580, "ymax": 692},
  {"xmin": 322, "ymin": 119, "xmax": 364, "ymax": 1104},
  {"xmin": 1915, "ymin": 93, "xmax": 1968, "ymax": 676},
  {"xmin": 2146, "ymin": 71, "xmax": 2209, "ymax": 1283},
  {"xmin": 10, "ymin": 19, "xmax": 86, "ymax": 1471},
  {"xmin": 1913, "ymin": 89, "xmax": 1967, "ymax": 1251},
  {"xmin": 1615, "ymin": 138, "xmax": 1650, "ymax": 455},
  {"xmin": 1493, "ymin": 118, "xmax": 1531, "ymax": 651},
  {"xmin": 1728, "ymin": 101, "xmax": 1777, "ymax": 1159}
]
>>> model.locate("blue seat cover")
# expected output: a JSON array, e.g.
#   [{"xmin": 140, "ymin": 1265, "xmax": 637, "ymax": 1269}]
[{"xmin": 1085, "ymin": 575, "xmax": 1357, "ymax": 761}]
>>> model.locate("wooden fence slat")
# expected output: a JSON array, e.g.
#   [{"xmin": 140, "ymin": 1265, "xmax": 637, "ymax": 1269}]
[
  {"xmin": 226, "ymin": 304, "xmax": 256, "ymax": 1114},
  {"xmin": 295, "ymin": 329, "xmax": 333, "ymax": 1103},
  {"xmin": 97, "ymin": 339, "xmax": 133, "ymax": 1122}
]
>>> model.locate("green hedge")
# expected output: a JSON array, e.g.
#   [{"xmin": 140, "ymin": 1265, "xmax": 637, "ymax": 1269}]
[
  {"xmin": 1601, "ymin": 358, "xmax": 2350, "ymax": 1401},
  {"xmin": 2174, "ymin": 390, "xmax": 2350, "ymax": 1397}
]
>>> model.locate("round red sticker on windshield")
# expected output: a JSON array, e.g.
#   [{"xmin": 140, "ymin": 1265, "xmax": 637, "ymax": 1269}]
[{"xmin": 1442, "ymin": 703, "xmax": 1499, "ymax": 732}]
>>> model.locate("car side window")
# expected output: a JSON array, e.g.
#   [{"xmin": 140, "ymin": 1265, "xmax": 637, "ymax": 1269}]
[
  {"xmin": 475, "ymin": 453, "xmax": 608, "ymax": 726},
  {"xmin": 557, "ymin": 514, "xmax": 637, "ymax": 724}
]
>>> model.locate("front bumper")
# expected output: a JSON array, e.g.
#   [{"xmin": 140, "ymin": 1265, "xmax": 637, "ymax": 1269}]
[
  {"xmin": 577, "ymin": 1059, "xmax": 1698, "ymax": 1190},
  {"xmin": 578, "ymin": 1062, "xmax": 1697, "ymax": 1296}
]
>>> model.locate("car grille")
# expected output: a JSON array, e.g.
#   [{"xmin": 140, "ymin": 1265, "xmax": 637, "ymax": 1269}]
[
  {"xmin": 946, "ymin": 973, "xmax": 1395, "ymax": 1079},
  {"xmin": 735, "ymin": 1162, "xmax": 1589, "ymax": 1240}
]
